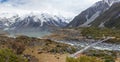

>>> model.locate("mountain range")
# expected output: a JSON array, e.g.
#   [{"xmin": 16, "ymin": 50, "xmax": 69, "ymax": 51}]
[{"xmin": 0, "ymin": 13, "xmax": 70, "ymax": 32}]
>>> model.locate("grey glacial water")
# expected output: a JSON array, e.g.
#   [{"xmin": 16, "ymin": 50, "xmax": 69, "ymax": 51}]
[
  {"xmin": 8, "ymin": 31, "xmax": 51, "ymax": 38},
  {"xmin": 55, "ymin": 39, "xmax": 120, "ymax": 51}
]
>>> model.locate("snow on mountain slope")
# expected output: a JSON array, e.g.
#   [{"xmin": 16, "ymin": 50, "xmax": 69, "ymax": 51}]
[
  {"xmin": 80, "ymin": 11, "xmax": 101, "ymax": 27},
  {"xmin": 0, "ymin": 12, "xmax": 71, "ymax": 31}
]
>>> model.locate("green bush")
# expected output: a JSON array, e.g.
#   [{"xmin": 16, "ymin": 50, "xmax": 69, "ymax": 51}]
[{"xmin": 0, "ymin": 48, "xmax": 28, "ymax": 62}]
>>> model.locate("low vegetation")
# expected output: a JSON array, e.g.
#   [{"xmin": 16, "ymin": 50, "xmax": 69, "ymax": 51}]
[
  {"xmin": 0, "ymin": 35, "xmax": 77, "ymax": 62},
  {"xmin": 44, "ymin": 29, "xmax": 82, "ymax": 41},
  {"xmin": 66, "ymin": 55, "xmax": 103, "ymax": 62},
  {"xmin": 66, "ymin": 49, "xmax": 120, "ymax": 62},
  {"xmin": 46, "ymin": 27, "xmax": 120, "ymax": 43},
  {"xmin": 83, "ymin": 50, "xmax": 119, "ymax": 62},
  {"xmin": 81, "ymin": 27, "xmax": 120, "ymax": 43},
  {"xmin": 81, "ymin": 27, "xmax": 119, "ymax": 38}
]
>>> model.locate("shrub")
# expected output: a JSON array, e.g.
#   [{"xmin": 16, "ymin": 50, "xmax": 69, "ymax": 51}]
[{"xmin": 0, "ymin": 48, "xmax": 28, "ymax": 62}]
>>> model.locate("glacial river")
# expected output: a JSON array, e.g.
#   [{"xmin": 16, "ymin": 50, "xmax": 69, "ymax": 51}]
[{"xmin": 54, "ymin": 39, "xmax": 120, "ymax": 51}]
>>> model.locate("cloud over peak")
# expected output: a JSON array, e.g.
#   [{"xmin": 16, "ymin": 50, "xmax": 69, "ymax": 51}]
[{"xmin": 0, "ymin": 0, "xmax": 101, "ymax": 17}]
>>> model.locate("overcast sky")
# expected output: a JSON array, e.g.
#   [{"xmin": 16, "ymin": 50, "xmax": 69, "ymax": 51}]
[{"xmin": 0, "ymin": 0, "xmax": 101, "ymax": 17}]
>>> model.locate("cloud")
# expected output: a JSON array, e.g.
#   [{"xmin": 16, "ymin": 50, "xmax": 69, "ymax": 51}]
[{"xmin": 0, "ymin": 0, "xmax": 101, "ymax": 17}]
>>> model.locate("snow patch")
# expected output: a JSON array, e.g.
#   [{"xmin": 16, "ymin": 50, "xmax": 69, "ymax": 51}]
[
  {"xmin": 4, "ymin": 23, "xmax": 9, "ymax": 26},
  {"xmin": 103, "ymin": 0, "xmax": 120, "ymax": 6},
  {"xmin": 99, "ymin": 22, "xmax": 105, "ymax": 27},
  {"xmin": 80, "ymin": 11, "xmax": 101, "ymax": 27}
]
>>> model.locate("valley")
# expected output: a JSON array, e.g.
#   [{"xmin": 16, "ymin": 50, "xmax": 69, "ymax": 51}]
[{"xmin": 0, "ymin": 0, "xmax": 120, "ymax": 62}]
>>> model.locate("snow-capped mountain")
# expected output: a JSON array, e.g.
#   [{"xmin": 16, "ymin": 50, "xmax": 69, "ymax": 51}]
[
  {"xmin": 67, "ymin": 0, "xmax": 120, "ymax": 27},
  {"xmin": 0, "ymin": 13, "xmax": 70, "ymax": 31}
]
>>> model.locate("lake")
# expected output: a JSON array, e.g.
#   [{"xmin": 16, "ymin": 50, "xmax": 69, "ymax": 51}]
[{"xmin": 8, "ymin": 31, "xmax": 51, "ymax": 38}]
